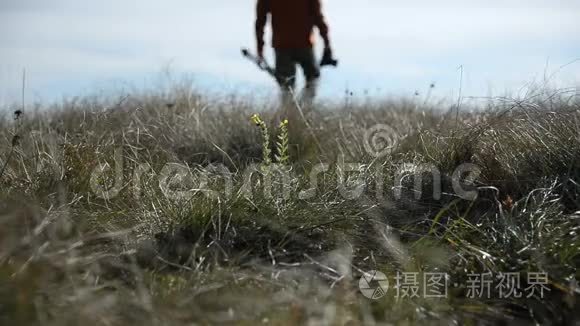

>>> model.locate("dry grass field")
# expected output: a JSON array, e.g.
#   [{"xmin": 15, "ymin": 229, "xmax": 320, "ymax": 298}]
[{"xmin": 1, "ymin": 84, "xmax": 579, "ymax": 325}]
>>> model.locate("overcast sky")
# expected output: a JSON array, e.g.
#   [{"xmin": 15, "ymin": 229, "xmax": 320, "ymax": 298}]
[{"xmin": 0, "ymin": 0, "xmax": 579, "ymax": 106}]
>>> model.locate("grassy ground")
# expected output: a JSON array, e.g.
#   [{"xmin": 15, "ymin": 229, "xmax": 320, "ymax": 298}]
[{"xmin": 1, "ymin": 86, "xmax": 579, "ymax": 325}]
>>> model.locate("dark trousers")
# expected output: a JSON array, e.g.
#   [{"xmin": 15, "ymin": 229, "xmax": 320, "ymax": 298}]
[{"xmin": 274, "ymin": 48, "xmax": 320, "ymax": 105}]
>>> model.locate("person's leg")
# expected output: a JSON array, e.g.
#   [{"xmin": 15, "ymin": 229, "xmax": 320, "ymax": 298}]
[
  {"xmin": 274, "ymin": 49, "xmax": 297, "ymax": 106},
  {"xmin": 296, "ymin": 47, "xmax": 321, "ymax": 108}
]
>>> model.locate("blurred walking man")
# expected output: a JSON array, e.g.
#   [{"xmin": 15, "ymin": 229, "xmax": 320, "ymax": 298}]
[{"xmin": 255, "ymin": 0, "xmax": 333, "ymax": 106}]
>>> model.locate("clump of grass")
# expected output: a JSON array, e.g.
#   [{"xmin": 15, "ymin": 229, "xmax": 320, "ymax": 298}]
[{"xmin": 0, "ymin": 110, "xmax": 23, "ymax": 180}]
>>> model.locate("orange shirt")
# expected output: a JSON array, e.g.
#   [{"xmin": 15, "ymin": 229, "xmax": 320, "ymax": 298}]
[{"xmin": 256, "ymin": 0, "xmax": 330, "ymax": 50}]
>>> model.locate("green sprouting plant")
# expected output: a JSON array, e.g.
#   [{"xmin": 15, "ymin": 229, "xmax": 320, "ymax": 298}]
[
  {"xmin": 250, "ymin": 113, "xmax": 272, "ymax": 167},
  {"xmin": 250, "ymin": 114, "xmax": 291, "ymax": 167},
  {"xmin": 276, "ymin": 119, "xmax": 289, "ymax": 165}
]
